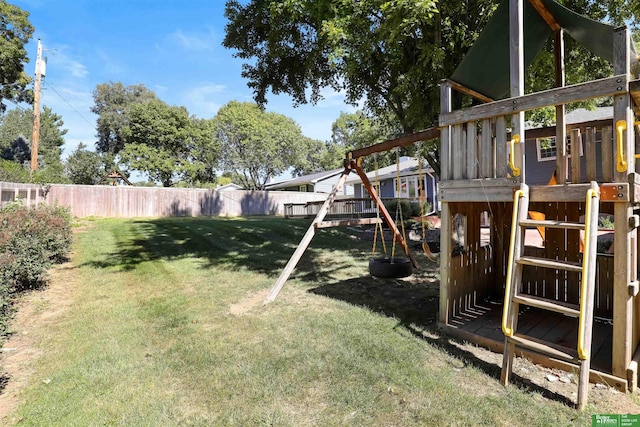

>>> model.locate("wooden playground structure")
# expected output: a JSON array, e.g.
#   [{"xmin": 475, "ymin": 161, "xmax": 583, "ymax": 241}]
[{"xmin": 267, "ymin": 0, "xmax": 640, "ymax": 409}]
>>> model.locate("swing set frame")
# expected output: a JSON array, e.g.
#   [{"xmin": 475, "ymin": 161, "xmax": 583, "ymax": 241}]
[{"xmin": 264, "ymin": 126, "xmax": 440, "ymax": 304}]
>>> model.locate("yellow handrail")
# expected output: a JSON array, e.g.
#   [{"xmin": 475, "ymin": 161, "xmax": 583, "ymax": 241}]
[
  {"xmin": 616, "ymin": 120, "xmax": 627, "ymax": 172},
  {"xmin": 509, "ymin": 134, "xmax": 521, "ymax": 177},
  {"xmin": 577, "ymin": 188, "xmax": 599, "ymax": 360},
  {"xmin": 502, "ymin": 188, "xmax": 525, "ymax": 337}
]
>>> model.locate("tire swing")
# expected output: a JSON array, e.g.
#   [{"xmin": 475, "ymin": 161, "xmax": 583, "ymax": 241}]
[{"xmin": 368, "ymin": 151, "xmax": 413, "ymax": 279}]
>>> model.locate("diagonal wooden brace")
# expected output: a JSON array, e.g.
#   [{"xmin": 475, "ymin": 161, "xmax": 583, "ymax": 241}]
[{"xmin": 352, "ymin": 160, "xmax": 418, "ymax": 269}]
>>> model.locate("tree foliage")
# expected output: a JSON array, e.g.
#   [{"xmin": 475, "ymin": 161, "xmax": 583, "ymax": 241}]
[
  {"xmin": 289, "ymin": 136, "xmax": 336, "ymax": 177},
  {"xmin": 65, "ymin": 142, "xmax": 107, "ymax": 185},
  {"xmin": 91, "ymin": 82, "xmax": 156, "ymax": 155},
  {"xmin": 224, "ymin": 0, "xmax": 640, "ymax": 175},
  {"xmin": 330, "ymin": 111, "xmax": 400, "ymax": 170},
  {"xmin": 0, "ymin": 106, "xmax": 67, "ymax": 182},
  {"xmin": 0, "ymin": 1, "xmax": 33, "ymax": 113},
  {"xmin": 223, "ymin": 0, "xmax": 491, "ymax": 134},
  {"xmin": 119, "ymin": 99, "xmax": 218, "ymax": 187},
  {"xmin": 214, "ymin": 101, "xmax": 306, "ymax": 190}
]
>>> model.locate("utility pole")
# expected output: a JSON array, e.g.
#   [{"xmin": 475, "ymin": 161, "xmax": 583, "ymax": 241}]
[{"xmin": 30, "ymin": 39, "xmax": 45, "ymax": 177}]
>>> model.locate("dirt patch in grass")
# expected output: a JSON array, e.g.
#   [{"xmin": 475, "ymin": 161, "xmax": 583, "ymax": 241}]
[
  {"xmin": 0, "ymin": 260, "xmax": 79, "ymax": 423},
  {"xmin": 229, "ymin": 289, "xmax": 270, "ymax": 315}
]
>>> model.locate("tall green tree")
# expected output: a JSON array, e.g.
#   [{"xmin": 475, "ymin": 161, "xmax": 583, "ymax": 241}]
[
  {"xmin": 91, "ymin": 82, "xmax": 156, "ymax": 155},
  {"xmin": 329, "ymin": 110, "xmax": 401, "ymax": 170},
  {"xmin": 0, "ymin": 106, "xmax": 66, "ymax": 169},
  {"xmin": 0, "ymin": 1, "xmax": 33, "ymax": 112},
  {"xmin": 64, "ymin": 143, "xmax": 107, "ymax": 185},
  {"xmin": 119, "ymin": 99, "xmax": 217, "ymax": 187},
  {"xmin": 214, "ymin": 101, "xmax": 306, "ymax": 190},
  {"xmin": 290, "ymin": 136, "xmax": 335, "ymax": 176},
  {"xmin": 224, "ymin": 0, "xmax": 640, "ymax": 176}
]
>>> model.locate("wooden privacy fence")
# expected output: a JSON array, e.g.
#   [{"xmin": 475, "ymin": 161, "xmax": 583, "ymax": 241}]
[{"xmin": 0, "ymin": 182, "xmax": 329, "ymax": 218}]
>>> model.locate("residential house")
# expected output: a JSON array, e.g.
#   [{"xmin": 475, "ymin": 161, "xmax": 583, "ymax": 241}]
[
  {"xmin": 346, "ymin": 157, "xmax": 438, "ymax": 214},
  {"xmin": 524, "ymin": 107, "xmax": 612, "ymax": 184},
  {"xmin": 265, "ymin": 168, "xmax": 354, "ymax": 196}
]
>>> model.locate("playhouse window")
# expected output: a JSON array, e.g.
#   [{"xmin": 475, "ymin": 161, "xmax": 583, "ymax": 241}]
[
  {"xmin": 536, "ymin": 136, "xmax": 583, "ymax": 162},
  {"xmin": 394, "ymin": 176, "xmax": 427, "ymax": 199}
]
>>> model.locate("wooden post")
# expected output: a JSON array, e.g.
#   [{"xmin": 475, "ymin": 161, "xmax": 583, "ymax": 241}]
[
  {"xmin": 439, "ymin": 202, "xmax": 451, "ymax": 325},
  {"xmin": 264, "ymin": 170, "xmax": 351, "ymax": 304},
  {"xmin": 611, "ymin": 25, "xmax": 635, "ymax": 387},
  {"xmin": 440, "ymin": 81, "xmax": 452, "ymax": 181},
  {"xmin": 614, "ymin": 27, "xmax": 634, "ymax": 181},
  {"xmin": 570, "ymin": 128, "xmax": 581, "ymax": 183},
  {"xmin": 439, "ymin": 80, "xmax": 452, "ymax": 324},
  {"xmin": 30, "ymin": 39, "xmax": 44, "ymax": 177},
  {"xmin": 555, "ymin": 30, "xmax": 567, "ymax": 184},
  {"xmin": 510, "ymin": 0, "xmax": 525, "ymax": 182}
]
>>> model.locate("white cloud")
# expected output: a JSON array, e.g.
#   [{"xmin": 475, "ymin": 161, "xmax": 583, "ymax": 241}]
[
  {"xmin": 181, "ymin": 82, "xmax": 226, "ymax": 117},
  {"xmin": 96, "ymin": 48, "xmax": 125, "ymax": 76},
  {"xmin": 43, "ymin": 46, "xmax": 90, "ymax": 80},
  {"xmin": 68, "ymin": 61, "xmax": 89, "ymax": 78},
  {"xmin": 168, "ymin": 28, "xmax": 217, "ymax": 52}
]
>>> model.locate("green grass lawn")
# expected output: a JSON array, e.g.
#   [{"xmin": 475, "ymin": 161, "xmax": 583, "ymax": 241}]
[{"xmin": 1, "ymin": 217, "xmax": 631, "ymax": 425}]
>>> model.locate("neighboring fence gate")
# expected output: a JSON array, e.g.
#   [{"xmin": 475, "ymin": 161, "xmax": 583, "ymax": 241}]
[{"xmin": 0, "ymin": 182, "xmax": 46, "ymax": 209}]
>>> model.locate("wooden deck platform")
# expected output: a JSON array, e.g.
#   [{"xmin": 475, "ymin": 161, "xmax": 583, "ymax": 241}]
[{"xmin": 445, "ymin": 302, "xmax": 613, "ymax": 376}]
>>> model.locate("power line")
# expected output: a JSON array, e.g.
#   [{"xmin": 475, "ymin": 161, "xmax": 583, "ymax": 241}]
[
  {"xmin": 3, "ymin": 99, "xmax": 30, "ymax": 113},
  {"xmin": 43, "ymin": 80, "xmax": 95, "ymax": 128}
]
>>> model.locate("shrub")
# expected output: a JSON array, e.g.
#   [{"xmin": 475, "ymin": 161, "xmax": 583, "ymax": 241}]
[
  {"xmin": 0, "ymin": 202, "xmax": 72, "ymax": 337},
  {"xmin": 383, "ymin": 199, "xmax": 433, "ymax": 223},
  {"xmin": 0, "ymin": 203, "xmax": 72, "ymax": 290},
  {"xmin": 384, "ymin": 199, "xmax": 413, "ymax": 222}
]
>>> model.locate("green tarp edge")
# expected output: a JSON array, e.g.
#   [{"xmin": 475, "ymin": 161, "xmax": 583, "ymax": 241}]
[
  {"xmin": 540, "ymin": 0, "xmax": 614, "ymax": 63},
  {"xmin": 450, "ymin": 0, "xmax": 618, "ymax": 101}
]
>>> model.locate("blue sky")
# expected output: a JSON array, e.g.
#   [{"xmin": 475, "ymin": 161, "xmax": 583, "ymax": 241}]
[{"xmin": 11, "ymin": 0, "xmax": 355, "ymax": 160}]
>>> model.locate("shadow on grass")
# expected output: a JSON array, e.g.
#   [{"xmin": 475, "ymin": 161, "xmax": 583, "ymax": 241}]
[
  {"xmin": 0, "ymin": 373, "xmax": 8, "ymax": 394},
  {"xmin": 309, "ymin": 273, "xmax": 577, "ymax": 408},
  {"xmin": 80, "ymin": 217, "xmax": 372, "ymax": 279}
]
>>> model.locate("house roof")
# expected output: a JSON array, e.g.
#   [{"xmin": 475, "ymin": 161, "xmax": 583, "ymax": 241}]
[
  {"xmin": 564, "ymin": 107, "xmax": 613, "ymax": 124},
  {"xmin": 217, "ymin": 183, "xmax": 243, "ymax": 191},
  {"xmin": 524, "ymin": 106, "xmax": 613, "ymax": 130},
  {"xmin": 265, "ymin": 168, "xmax": 345, "ymax": 190},
  {"xmin": 345, "ymin": 157, "xmax": 435, "ymax": 185},
  {"xmin": 450, "ymin": 0, "xmax": 637, "ymax": 101}
]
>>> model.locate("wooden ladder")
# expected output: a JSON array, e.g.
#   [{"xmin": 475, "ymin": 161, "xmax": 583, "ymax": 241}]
[{"xmin": 500, "ymin": 182, "xmax": 600, "ymax": 410}]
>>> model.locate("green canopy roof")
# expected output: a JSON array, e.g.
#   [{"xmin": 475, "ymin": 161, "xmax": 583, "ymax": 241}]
[{"xmin": 450, "ymin": 0, "xmax": 622, "ymax": 101}]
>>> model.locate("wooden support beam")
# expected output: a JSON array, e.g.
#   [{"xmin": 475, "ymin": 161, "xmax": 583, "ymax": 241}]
[
  {"xmin": 555, "ymin": 29, "xmax": 567, "ymax": 185},
  {"xmin": 570, "ymin": 128, "xmax": 581, "ymax": 183},
  {"xmin": 612, "ymin": 203, "xmax": 635, "ymax": 383},
  {"xmin": 441, "ymin": 81, "xmax": 453, "ymax": 181},
  {"xmin": 614, "ymin": 27, "xmax": 635, "ymax": 182},
  {"xmin": 353, "ymin": 161, "xmax": 418, "ymax": 269},
  {"xmin": 440, "ymin": 75, "xmax": 629, "ymax": 127},
  {"xmin": 264, "ymin": 170, "xmax": 351, "ymax": 304},
  {"xmin": 528, "ymin": 0, "xmax": 561, "ymax": 31},
  {"xmin": 439, "ymin": 202, "xmax": 451, "ymax": 324},
  {"xmin": 510, "ymin": 0, "xmax": 526, "ymax": 182},
  {"xmin": 447, "ymin": 79, "xmax": 493, "ymax": 103},
  {"xmin": 347, "ymin": 127, "xmax": 440, "ymax": 160}
]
